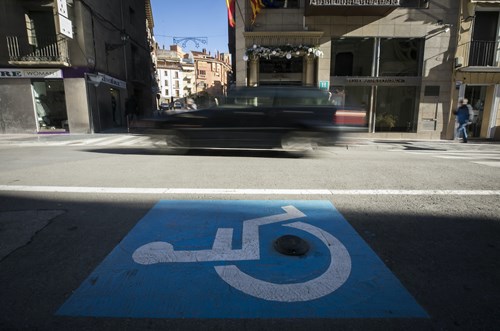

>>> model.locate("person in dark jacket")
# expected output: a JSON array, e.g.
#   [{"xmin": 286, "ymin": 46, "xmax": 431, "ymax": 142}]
[
  {"xmin": 125, "ymin": 95, "xmax": 139, "ymax": 132},
  {"xmin": 453, "ymin": 98, "xmax": 474, "ymax": 143}
]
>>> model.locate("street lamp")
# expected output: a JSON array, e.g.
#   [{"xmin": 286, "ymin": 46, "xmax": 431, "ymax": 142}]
[{"xmin": 105, "ymin": 31, "xmax": 130, "ymax": 53}]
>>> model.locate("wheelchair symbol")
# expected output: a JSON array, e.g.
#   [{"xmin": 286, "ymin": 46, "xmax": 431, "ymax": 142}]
[{"xmin": 132, "ymin": 205, "xmax": 352, "ymax": 302}]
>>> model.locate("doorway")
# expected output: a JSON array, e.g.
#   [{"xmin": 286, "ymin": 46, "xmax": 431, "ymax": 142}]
[{"xmin": 464, "ymin": 85, "xmax": 487, "ymax": 138}]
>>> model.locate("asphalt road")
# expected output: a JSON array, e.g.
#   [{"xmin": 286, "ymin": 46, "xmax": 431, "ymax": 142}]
[{"xmin": 0, "ymin": 135, "xmax": 499, "ymax": 330}]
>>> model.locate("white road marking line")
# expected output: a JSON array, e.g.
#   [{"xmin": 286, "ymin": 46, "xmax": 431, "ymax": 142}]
[
  {"xmin": 117, "ymin": 136, "xmax": 151, "ymax": 146},
  {"xmin": 81, "ymin": 137, "xmax": 119, "ymax": 145},
  {"xmin": 473, "ymin": 161, "xmax": 500, "ymax": 168},
  {"xmin": 0, "ymin": 185, "xmax": 499, "ymax": 195},
  {"xmin": 93, "ymin": 136, "xmax": 135, "ymax": 146}
]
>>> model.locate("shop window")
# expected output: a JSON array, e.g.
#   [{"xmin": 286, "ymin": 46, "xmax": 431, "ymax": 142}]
[
  {"xmin": 376, "ymin": 86, "xmax": 418, "ymax": 132},
  {"xmin": 32, "ymin": 79, "xmax": 68, "ymax": 132},
  {"xmin": 259, "ymin": 57, "xmax": 303, "ymax": 85},
  {"xmin": 331, "ymin": 38, "xmax": 374, "ymax": 76},
  {"xmin": 260, "ymin": 57, "xmax": 303, "ymax": 74},
  {"xmin": 379, "ymin": 38, "xmax": 422, "ymax": 76},
  {"xmin": 334, "ymin": 53, "xmax": 354, "ymax": 76}
]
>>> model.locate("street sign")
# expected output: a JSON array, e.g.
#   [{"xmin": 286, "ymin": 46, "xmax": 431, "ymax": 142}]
[
  {"xmin": 319, "ymin": 80, "xmax": 329, "ymax": 90},
  {"xmin": 57, "ymin": 200, "xmax": 427, "ymax": 318}
]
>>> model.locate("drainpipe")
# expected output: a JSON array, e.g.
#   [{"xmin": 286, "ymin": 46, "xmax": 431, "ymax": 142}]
[{"xmin": 369, "ymin": 38, "xmax": 381, "ymax": 133}]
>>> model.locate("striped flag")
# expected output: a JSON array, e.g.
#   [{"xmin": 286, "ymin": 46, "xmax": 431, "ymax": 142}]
[
  {"xmin": 250, "ymin": 0, "xmax": 280, "ymax": 24},
  {"xmin": 226, "ymin": 0, "xmax": 235, "ymax": 27},
  {"xmin": 250, "ymin": 0, "xmax": 264, "ymax": 24}
]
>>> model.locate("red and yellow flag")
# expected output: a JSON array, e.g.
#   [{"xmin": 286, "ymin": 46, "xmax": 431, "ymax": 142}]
[
  {"xmin": 226, "ymin": 0, "xmax": 235, "ymax": 28},
  {"xmin": 250, "ymin": 0, "xmax": 265, "ymax": 24}
]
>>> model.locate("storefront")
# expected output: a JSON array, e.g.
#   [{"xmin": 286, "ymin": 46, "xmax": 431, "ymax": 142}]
[
  {"xmin": 455, "ymin": 78, "xmax": 500, "ymax": 140},
  {"xmin": 85, "ymin": 72, "xmax": 127, "ymax": 133},
  {"xmin": 330, "ymin": 37, "xmax": 423, "ymax": 133},
  {"xmin": 0, "ymin": 68, "xmax": 68, "ymax": 133}
]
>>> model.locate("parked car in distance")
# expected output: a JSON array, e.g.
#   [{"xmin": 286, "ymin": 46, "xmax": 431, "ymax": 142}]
[{"xmin": 173, "ymin": 101, "xmax": 183, "ymax": 109}]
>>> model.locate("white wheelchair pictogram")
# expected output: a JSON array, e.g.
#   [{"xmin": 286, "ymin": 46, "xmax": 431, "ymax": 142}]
[{"xmin": 132, "ymin": 205, "xmax": 352, "ymax": 302}]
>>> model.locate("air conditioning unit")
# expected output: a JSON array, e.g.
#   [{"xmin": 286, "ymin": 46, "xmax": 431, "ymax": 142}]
[{"xmin": 455, "ymin": 56, "xmax": 464, "ymax": 68}]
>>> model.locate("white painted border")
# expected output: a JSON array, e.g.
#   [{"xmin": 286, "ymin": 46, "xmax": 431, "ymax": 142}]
[{"xmin": 0, "ymin": 185, "xmax": 499, "ymax": 195}]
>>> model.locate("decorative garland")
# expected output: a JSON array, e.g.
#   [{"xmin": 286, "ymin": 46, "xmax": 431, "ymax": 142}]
[{"xmin": 243, "ymin": 44, "xmax": 323, "ymax": 61}]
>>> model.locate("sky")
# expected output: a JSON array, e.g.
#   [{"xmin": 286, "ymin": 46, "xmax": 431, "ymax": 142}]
[{"xmin": 150, "ymin": 0, "xmax": 230, "ymax": 55}]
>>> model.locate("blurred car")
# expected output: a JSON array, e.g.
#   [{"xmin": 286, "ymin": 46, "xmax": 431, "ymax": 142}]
[
  {"xmin": 159, "ymin": 103, "xmax": 170, "ymax": 111},
  {"xmin": 140, "ymin": 86, "xmax": 365, "ymax": 154},
  {"xmin": 173, "ymin": 101, "xmax": 183, "ymax": 109}
]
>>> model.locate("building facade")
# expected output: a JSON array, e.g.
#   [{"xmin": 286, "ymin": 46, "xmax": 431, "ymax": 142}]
[
  {"xmin": 192, "ymin": 49, "xmax": 232, "ymax": 105},
  {"xmin": 451, "ymin": 0, "xmax": 500, "ymax": 140},
  {"xmin": 231, "ymin": 0, "xmax": 463, "ymax": 139},
  {"xmin": 0, "ymin": 0, "xmax": 156, "ymax": 134},
  {"xmin": 156, "ymin": 45, "xmax": 195, "ymax": 105}
]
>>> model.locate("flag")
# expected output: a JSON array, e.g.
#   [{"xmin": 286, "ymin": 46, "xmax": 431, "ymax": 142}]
[
  {"xmin": 250, "ymin": 0, "xmax": 264, "ymax": 24},
  {"xmin": 250, "ymin": 0, "xmax": 279, "ymax": 24},
  {"xmin": 226, "ymin": 0, "xmax": 235, "ymax": 28}
]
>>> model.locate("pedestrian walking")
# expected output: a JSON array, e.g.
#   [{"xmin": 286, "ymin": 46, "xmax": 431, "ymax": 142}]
[
  {"xmin": 125, "ymin": 95, "xmax": 139, "ymax": 132},
  {"xmin": 453, "ymin": 98, "xmax": 474, "ymax": 143}
]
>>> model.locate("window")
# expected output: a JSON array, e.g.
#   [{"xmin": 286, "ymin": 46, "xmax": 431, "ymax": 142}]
[
  {"xmin": 129, "ymin": 7, "xmax": 136, "ymax": 26},
  {"xmin": 331, "ymin": 37, "xmax": 423, "ymax": 77},
  {"xmin": 330, "ymin": 37, "xmax": 423, "ymax": 133},
  {"xmin": 265, "ymin": 0, "xmax": 299, "ymax": 8},
  {"xmin": 469, "ymin": 11, "xmax": 499, "ymax": 66},
  {"xmin": 164, "ymin": 80, "xmax": 168, "ymax": 86},
  {"xmin": 24, "ymin": 10, "xmax": 57, "ymax": 48},
  {"xmin": 165, "ymin": 89, "xmax": 169, "ymax": 96},
  {"xmin": 260, "ymin": 57, "xmax": 302, "ymax": 74},
  {"xmin": 331, "ymin": 38, "xmax": 374, "ymax": 76},
  {"xmin": 199, "ymin": 70, "xmax": 206, "ymax": 76},
  {"xmin": 164, "ymin": 70, "xmax": 168, "ymax": 76},
  {"xmin": 379, "ymin": 38, "xmax": 422, "ymax": 76}
]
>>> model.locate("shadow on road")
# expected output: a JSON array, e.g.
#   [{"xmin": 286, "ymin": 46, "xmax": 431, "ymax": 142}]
[
  {"xmin": 0, "ymin": 193, "xmax": 499, "ymax": 330},
  {"xmin": 81, "ymin": 147, "xmax": 314, "ymax": 159}
]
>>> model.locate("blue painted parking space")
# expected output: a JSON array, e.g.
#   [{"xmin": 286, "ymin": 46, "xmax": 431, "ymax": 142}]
[{"xmin": 57, "ymin": 200, "xmax": 427, "ymax": 318}]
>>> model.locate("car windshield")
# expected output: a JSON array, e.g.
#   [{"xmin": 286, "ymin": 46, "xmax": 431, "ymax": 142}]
[{"xmin": 220, "ymin": 87, "xmax": 332, "ymax": 108}]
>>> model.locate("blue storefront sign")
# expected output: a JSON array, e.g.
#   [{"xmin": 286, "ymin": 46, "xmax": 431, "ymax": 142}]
[{"xmin": 57, "ymin": 200, "xmax": 427, "ymax": 318}]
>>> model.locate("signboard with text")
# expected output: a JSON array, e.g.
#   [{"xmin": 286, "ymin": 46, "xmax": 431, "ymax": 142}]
[
  {"xmin": 0, "ymin": 69, "xmax": 63, "ymax": 79},
  {"xmin": 305, "ymin": 0, "xmax": 429, "ymax": 15}
]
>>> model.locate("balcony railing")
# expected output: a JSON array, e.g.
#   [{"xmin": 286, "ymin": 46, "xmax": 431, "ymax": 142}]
[
  {"xmin": 464, "ymin": 40, "xmax": 500, "ymax": 67},
  {"xmin": 6, "ymin": 35, "xmax": 70, "ymax": 65}
]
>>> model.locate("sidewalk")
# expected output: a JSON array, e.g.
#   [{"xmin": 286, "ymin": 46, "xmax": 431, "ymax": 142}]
[{"xmin": 0, "ymin": 131, "xmax": 498, "ymax": 150}]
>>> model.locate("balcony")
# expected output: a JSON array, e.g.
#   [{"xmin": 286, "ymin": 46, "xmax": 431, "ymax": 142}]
[
  {"xmin": 6, "ymin": 35, "xmax": 70, "ymax": 66},
  {"xmin": 457, "ymin": 40, "xmax": 500, "ymax": 72}
]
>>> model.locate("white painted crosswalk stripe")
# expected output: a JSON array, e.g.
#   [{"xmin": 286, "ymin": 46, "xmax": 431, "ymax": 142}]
[
  {"xmin": 403, "ymin": 150, "xmax": 500, "ymax": 168},
  {"xmin": 93, "ymin": 135, "xmax": 137, "ymax": 146},
  {"xmin": 9, "ymin": 135, "xmax": 158, "ymax": 147}
]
